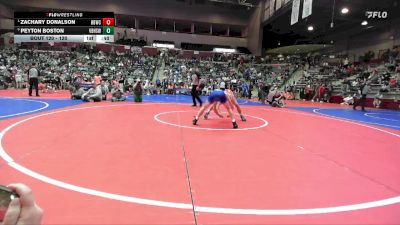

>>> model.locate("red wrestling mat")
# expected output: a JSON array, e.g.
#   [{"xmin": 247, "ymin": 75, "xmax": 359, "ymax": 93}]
[{"xmin": 1, "ymin": 102, "xmax": 399, "ymax": 224}]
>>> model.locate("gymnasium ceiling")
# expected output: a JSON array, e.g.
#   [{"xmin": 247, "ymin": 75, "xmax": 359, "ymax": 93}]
[{"xmin": 263, "ymin": 0, "xmax": 399, "ymax": 49}]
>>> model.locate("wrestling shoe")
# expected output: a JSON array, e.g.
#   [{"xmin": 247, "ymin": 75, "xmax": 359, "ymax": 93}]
[
  {"xmin": 192, "ymin": 117, "xmax": 198, "ymax": 125},
  {"xmin": 240, "ymin": 114, "xmax": 247, "ymax": 122},
  {"xmin": 232, "ymin": 121, "xmax": 238, "ymax": 129},
  {"xmin": 204, "ymin": 112, "xmax": 210, "ymax": 119}
]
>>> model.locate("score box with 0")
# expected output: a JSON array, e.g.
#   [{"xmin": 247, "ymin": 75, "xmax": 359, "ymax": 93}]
[
  {"xmin": 102, "ymin": 18, "xmax": 115, "ymax": 26},
  {"xmin": 103, "ymin": 26, "xmax": 114, "ymax": 34}
]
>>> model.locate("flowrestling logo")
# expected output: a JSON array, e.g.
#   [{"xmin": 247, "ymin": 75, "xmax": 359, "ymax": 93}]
[{"xmin": 365, "ymin": 11, "xmax": 388, "ymax": 19}]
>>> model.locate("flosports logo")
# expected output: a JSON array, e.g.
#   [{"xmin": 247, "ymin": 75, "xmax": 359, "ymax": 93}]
[{"xmin": 365, "ymin": 11, "xmax": 388, "ymax": 19}]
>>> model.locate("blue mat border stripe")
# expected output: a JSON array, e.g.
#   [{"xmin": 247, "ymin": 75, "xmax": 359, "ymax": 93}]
[{"xmin": 1, "ymin": 95, "xmax": 399, "ymax": 130}]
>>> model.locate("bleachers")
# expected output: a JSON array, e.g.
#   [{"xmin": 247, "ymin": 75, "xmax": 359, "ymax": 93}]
[
  {"xmin": 1, "ymin": 43, "xmax": 399, "ymax": 109},
  {"xmin": 0, "ymin": 46, "xmax": 158, "ymax": 91},
  {"xmin": 290, "ymin": 62, "xmax": 400, "ymax": 109}
]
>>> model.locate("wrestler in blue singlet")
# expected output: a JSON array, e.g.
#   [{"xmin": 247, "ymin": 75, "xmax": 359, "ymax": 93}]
[
  {"xmin": 208, "ymin": 89, "xmax": 227, "ymax": 104},
  {"xmin": 192, "ymin": 82, "xmax": 238, "ymax": 129}
]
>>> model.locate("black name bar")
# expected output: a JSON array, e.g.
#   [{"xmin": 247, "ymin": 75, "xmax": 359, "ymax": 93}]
[
  {"xmin": 15, "ymin": 19, "xmax": 106, "ymax": 26},
  {"xmin": 14, "ymin": 27, "xmax": 107, "ymax": 35}
]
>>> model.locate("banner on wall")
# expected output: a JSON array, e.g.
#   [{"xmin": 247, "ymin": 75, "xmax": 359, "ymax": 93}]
[
  {"xmin": 270, "ymin": 0, "xmax": 275, "ymax": 17},
  {"xmin": 290, "ymin": 0, "xmax": 300, "ymax": 25},
  {"xmin": 302, "ymin": 0, "xmax": 313, "ymax": 19},
  {"xmin": 276, "ymin": 0, "xmax": 282, "ymax": 10},
  {"xmin": 264, "ymin": 7, "xmax": 270, "ymax": 21}
]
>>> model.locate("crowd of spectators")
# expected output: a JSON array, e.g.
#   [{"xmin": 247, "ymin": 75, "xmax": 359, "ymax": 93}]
[
  {"xmin": 1, "ymin": 44, "xmax": 399, "ymax": 108},
  {"xmin": 286, "ymin": 52, "xmax": 400, "ymax": 108},
  {"xmin": 0, "ymin": 45, "xmax": 158, "ymax": 102},
  {"xmin": 0, "ymin": 43, "xmax": 302, "ymax": 107},
  {"xmin": 157, "ymin": 49, "xmax": 297, "ymax": 104}
]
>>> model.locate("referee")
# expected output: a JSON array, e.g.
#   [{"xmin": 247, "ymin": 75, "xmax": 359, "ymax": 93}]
[
  {"xmin": 353, "ymin": 80, "xmax": 370, "ymax": 111},
  {"xmin": 28, "ymin": 63, "xmax": 40, "ymax": 97},
  {"xmin": 191, "ymin": 69, "xmax": 202, "ymax": 107}
]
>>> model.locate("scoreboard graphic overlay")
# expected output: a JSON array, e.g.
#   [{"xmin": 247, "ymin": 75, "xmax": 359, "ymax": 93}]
[{"xmin": 14, "ymin": 12, "xmax": 115, "ymax": 43}]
